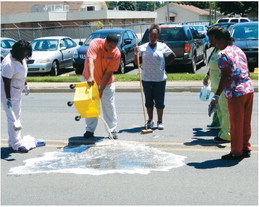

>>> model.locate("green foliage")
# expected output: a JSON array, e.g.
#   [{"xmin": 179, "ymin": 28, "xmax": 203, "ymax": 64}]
[{"xmin": 217, "ymin": 1, "xmax": 258, "ymax": 16}]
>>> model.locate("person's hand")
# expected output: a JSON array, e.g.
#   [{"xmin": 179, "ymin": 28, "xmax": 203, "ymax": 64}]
[
  {"xmin": 6, "ymin": 98, "xmax": 12, "ymax": 108},
  {"xmin": 208, "ymin": 95, "xmax": 219, "ymax": 117},
  {"xmin": 203, "ymin": 74, "xmax": 210, "ymax": 86},
  {"xmin": 23, "ymin": 85, "xmax": 30, "ymax": 96},
  {"xmin": 87, "ymin": 77, "xmax": 95, "ymax": 87}
]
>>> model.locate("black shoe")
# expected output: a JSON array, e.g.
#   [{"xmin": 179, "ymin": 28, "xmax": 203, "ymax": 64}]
[
  {"xmin": 243, "ymin": 150, "xmax": 251, "ymax": 158},
  {"xmin": 221, "ymin": 153, "xmax": 243, "ymax": 160},
  {"xmin": 214, "ymin": 136, "xmax": 230, "ymax": 143},
  {"xmin": 15, "ymin": 146, "xmax": 29, "ymax": 153},
  {"xmin": 84, "ymin": 131, "xmax": 94, "ymax": 138},
  {"xmin": 111, "ymin": 131, "xmax": 118, "ymax": 139}
]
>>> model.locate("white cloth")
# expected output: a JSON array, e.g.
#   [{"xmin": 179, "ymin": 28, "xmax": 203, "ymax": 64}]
[
  {"xmin": 1, "ymin": 53, "xmax": 28, "ymax": 89},
  {"xmin": 1, "ymin": 53, "xmax": 28, "ymax": 150},
  {"xmin": 85, "ymin": 82, "xmax": 117, "ymax": 133},
  {"xmin": 139, "ymin": 42, "xmax": 173, "ymax": 82}
]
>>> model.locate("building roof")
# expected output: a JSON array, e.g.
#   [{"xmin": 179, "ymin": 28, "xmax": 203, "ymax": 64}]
[{"xmin": 171, "ymin": 3, "xmax": 210, "ymax": 15}]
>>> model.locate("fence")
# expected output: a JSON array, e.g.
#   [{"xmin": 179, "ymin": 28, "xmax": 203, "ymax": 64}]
[{"xmin": 1, "ymin": 21, "xmax": 211, "ymax": 42}]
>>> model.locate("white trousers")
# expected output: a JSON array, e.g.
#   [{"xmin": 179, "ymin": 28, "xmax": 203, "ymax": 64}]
[
  {"xmin": 85, "ymin": 82, "xmax": 118, "ymax": 133},
  {"xmin": 1, "ymin": 84, "xmax": 23, "ymax": 150}
]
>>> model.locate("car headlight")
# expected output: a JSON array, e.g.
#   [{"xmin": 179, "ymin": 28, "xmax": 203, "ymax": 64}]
[
  {"xmin": 36, "ymin": 58, "xmax": 51, "ymax": 63},
  {"xmin": 73, "ymin": 50, "xmax": 79, "ymax": 59}
]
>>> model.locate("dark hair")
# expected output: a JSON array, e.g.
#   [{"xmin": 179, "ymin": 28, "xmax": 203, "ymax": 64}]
[
  {"xmin": 207, "ymin": 26, "xmax": 223, "ymax": 37},
  {"xmin": 11, "ymin": 40, "xmax": 32, "ymax": 61},
  {"xmin": 214, "ymin": 28, "xmax": 235, "ymax": 44},
  {"xmin": 106, "ymin": 33, "xmax": 119, "ymax": 43},
  {"xmin": 149, "ymin": 24, "xmax": 160, "ymax": 34}
]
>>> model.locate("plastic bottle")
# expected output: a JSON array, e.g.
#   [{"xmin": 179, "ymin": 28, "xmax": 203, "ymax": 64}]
[
  {"xmin": 35, "ymin": 139, "xmax": 46, "ymax": 147},
  {"xmin": 199, "ymin": 85, "xmax": 211, "ymax": 101}
]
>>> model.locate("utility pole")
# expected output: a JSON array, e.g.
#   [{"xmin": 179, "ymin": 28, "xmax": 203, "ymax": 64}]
[{"xmin": 167, "ymin": 2, "xmax": 170, "ymax": 22}]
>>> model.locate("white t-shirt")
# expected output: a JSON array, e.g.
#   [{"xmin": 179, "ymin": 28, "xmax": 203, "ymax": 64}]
[
  {"xmin": 139, "ymin": 42, "xmax": 173, "ymax": 82},
  {"xmin": 1, "ymin": 53, "xmax": 28, "ymax": 88}
]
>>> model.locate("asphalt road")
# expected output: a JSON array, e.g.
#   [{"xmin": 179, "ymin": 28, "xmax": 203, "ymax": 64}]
[{"xmin": 1, "ymin": 92, "xmax": 258, "ymax": 205}]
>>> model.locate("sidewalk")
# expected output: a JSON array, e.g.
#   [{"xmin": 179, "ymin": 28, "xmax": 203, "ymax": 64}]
[{"xmin": 28, "ymin": 81, "xmax": 258, "ymax": 93}]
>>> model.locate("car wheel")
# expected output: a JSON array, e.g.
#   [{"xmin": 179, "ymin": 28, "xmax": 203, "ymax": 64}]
[
  {"xmin": 188, "ymin": 56, "xmax": 197, "ymax": 73},
  {"xmin": 50, "ymin": 61, "xmax": 59, "ymax": 76},
  {"xmin": 118, "ymin": 58, "xmax": 125, "ymax": 74}
]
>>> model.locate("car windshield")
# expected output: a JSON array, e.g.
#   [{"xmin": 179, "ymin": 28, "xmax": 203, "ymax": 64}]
[
  {"xmin": 31, "ymin": 39, "xmax": 59, "ymax": 51},
  {"xmin": 159, "ymin": 27, "xmax": 186, "ymax": 41},
  {"xmin": 1, "ymin": 39, "xmax": 16, "ymax": 49},
  {"xmin": 232, "ymin": 25, "xmax": 258, "ymax": 40},
  {"xmin": 193, "ymin": 26, "xmax": 205, "ymax": 32},
  {"xmin": 84, "ymin": 32, "xmax": 121, "ymax": 45}
]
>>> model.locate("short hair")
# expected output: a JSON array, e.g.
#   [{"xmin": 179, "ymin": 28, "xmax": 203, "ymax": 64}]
[
  {"xmin": 214, "ymin": 28, "xmax": 235, "ymax": 44},
  {"xmin": 106, "ymin": 33, "xmax": 119, "ymax": 43},
  {"xmin": 11, "ymin": 40, "xmax": 32, "ymax": 61},
  {"xmin": 207, "ymin": 26, "xmax": 223, "ymax": 37},
  {"xmin": 149, "ymin": 24, "xmax": 160, "ymax": 34}
]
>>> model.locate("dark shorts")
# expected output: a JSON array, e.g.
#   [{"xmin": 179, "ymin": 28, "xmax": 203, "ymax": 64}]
[{"xmin": 142, "ymin": 80, "xmax": 166, "ymax": 109}]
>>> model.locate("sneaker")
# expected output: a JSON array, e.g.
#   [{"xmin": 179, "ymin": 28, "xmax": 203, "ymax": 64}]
[
  {"xmin": 213, "ymin": 136, "xmax": 230, "ymax": 143},
  {"xmin": 111, "ymin": 131, "xmax": 118, "ymax": 140},
  {"xmin": 15, "ymin": 146, "xmax": 29, "ymax": 153},
  {"xmin": 243, "ymin": 150, "xmax": 251, "ymax": 158},
  {"xmin": 157, "ymin": 121, "xmax": 164, "ymax": 130},
  {"xmin": 145, "ymin": 120, "xmax": 154, "ymax": 129},
  {"xmin": 221, "ymin": 153, "xmax": 243, "ymax": 160},
  {"xmin": 84, "ymin": 131, "xmax": 94, "ymax": 138},
  {"xmin": 207, "ymin": 124, "xmax": 221, "ymax": 130}
]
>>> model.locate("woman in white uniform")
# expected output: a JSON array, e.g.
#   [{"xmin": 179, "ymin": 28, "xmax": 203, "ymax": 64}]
[
  {"xmin": 1, "ymin": 40, "xmax": 32, "ymax": 153},
  {"xmin": 135, "ymin": 24, "xmax": 176, "ymax": 130}
]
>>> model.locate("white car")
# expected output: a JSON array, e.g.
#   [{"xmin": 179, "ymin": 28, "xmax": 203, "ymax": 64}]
[
  {"xmin": 216, "ymin": 17, "xmax": 250, "ymax": 24},
  {"xmin": 28, "ymin": 36, "xmax": 78, "ymax": 76},
  {"xmin": 1, "ymin": 37, "xmax": 16, "ymax": 62}
]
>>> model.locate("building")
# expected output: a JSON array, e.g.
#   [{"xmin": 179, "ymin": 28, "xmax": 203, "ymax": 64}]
[
  {"xmin": 155, "ymin": 3, "xmax": 210, "ymax": 23},
  {"xmin": 1, "ymin": 1, "xmax": 156, "ymax": 28}
]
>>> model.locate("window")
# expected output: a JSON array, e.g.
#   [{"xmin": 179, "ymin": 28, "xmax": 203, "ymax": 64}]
[
  {"xmin": 123, "ymin": 32, "xmax": 129, "ymax": 40},
  {"xmin": 64, "ymin": 38, "xmax": 76, "ymax": 48},
  {"xmin": 87, "ymin": 6, "xmax": 95, "ymax": 11},
  {"xmin": 230, "ymin": 19, "xmax": 239, "ymax": 23},
  {"xmin": 241, "ymin": 19, "xmax": 249, "ymax": 22}
]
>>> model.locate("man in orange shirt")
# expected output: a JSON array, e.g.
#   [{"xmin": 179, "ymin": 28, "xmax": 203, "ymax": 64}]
[{"xmin": 82, "ymin": 34, "xmax": 121, "ymax": 139}]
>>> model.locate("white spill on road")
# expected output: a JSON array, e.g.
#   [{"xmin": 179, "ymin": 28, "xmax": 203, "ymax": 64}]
[{"xmin": 9, "ymin": 140, "xmax": 186, "ymax": 175}]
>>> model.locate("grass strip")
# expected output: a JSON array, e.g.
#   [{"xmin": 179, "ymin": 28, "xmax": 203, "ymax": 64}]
[{"xmin": 26, "ymin": 73, "xmax": 258, "ymax": 82}]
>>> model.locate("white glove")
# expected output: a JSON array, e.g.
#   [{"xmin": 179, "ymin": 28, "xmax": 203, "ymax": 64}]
[
  {"xmin": 23, "ymin": 85, "xmax": 30, "ymax": 96},
  {"xmin": 208, "ymin": 95, "xmax": 219, "ymax": 117}
]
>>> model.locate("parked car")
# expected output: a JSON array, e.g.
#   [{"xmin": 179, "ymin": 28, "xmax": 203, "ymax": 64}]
[
  {"xmin": 27, "ymin": 36, "xmax": 78, "ymax": 76},
  {"xmin": 192, "ymin": 25, "xmax": 209, "ymax": 49},
  {"xmin": 229, "ymin": 21, "xmax": 258, "ymax": 72},
  {"xmin": 0, "ymin": 37, "xmax": 16, "ymax": 62},
  {"xmin": 216, "ymin": 17, "xmax": 251, "ymax": 24},
  {"xmin": 73, "ymin": 29, "xmax": 139, "ymax": 74},
  {"xmin": 208, "ymin": 22, "xmax": 236, "ymax": 30},
  {"xmin": 141, "ymin": 24, "xmax": 207, "ymax": 73}
]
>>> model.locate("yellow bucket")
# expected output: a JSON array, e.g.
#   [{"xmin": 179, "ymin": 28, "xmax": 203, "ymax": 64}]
[{"xmin": 73, "ymin": 82, "xmax": 100, "ymax": 118}]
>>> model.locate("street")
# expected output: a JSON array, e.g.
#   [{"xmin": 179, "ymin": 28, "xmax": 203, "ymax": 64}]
[{"xmin": 1, "ymin": 92, "xmax": 258, "ymax": 205}]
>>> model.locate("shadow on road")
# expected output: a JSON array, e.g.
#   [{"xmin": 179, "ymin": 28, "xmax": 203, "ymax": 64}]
[
  {"xmin": 187, "ymin": 159, "xmax": 242, "ymax": 169},
  {"xmin": 67, "ymin": 136, "xmax": 107, "ymax": 147},
  {"xmin": 1, "ymin": 147, "xmax": 16, "ymax": 161},
  {"xmin": 184, "ymin": 128, "xmax": 226, "ymax": 148}
]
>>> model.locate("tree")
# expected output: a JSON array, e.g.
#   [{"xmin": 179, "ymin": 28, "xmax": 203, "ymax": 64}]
[
  {"xmin": 117, "ymin": 1, "xmax": 136, "ymax": 11},
  {"xmin": 217, "ymin": 1, "xmax": 258, "ymax": 17}
]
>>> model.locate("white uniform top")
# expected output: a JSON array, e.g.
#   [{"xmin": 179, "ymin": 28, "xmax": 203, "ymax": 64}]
[
  {"xmin": 139, "ymin": 42, "xmax": 173, "ymax": 82},
  {"xmin": 1, "ymin": 53, "xmax": 28, "ymax": 89}
]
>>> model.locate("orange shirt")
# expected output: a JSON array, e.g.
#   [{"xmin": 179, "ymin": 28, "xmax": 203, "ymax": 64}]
[{"xmin": 83, "ymin": 38, "xmax": 121, "ymax": 86}]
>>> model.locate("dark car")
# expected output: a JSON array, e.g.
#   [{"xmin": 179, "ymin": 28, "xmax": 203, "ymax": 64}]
[
  {"xmin": 207, "ymin": 22, "xmax": 236, "ymax": 30},
  {"xmin": 73, "ymin": 28, "xmax": 139, "ymax": 74},
  {"xmin": 229, "ymin": 21, "xmax": 258, "ymax": 72},
  {"xmin": 141, "ymin": 24, "xmax": 207, "ymax": 73}
]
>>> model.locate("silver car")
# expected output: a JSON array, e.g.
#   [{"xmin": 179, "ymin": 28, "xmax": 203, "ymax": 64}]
[
  {"xmin": 1, "ymin": 37, "xmax": 16, "ymax": 62},
  {"xmin": 28, "ymin": 36, "xmax": 78, "ymax": 76}
]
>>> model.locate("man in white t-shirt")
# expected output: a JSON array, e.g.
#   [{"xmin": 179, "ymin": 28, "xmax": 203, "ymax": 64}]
[
  {"xmin": 135, "ymin": 24, "xmax": 175, "ymax": 130},
  {"xmin": 1, "ymin": 40, "xmax": 32, "ymax": 153}
]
